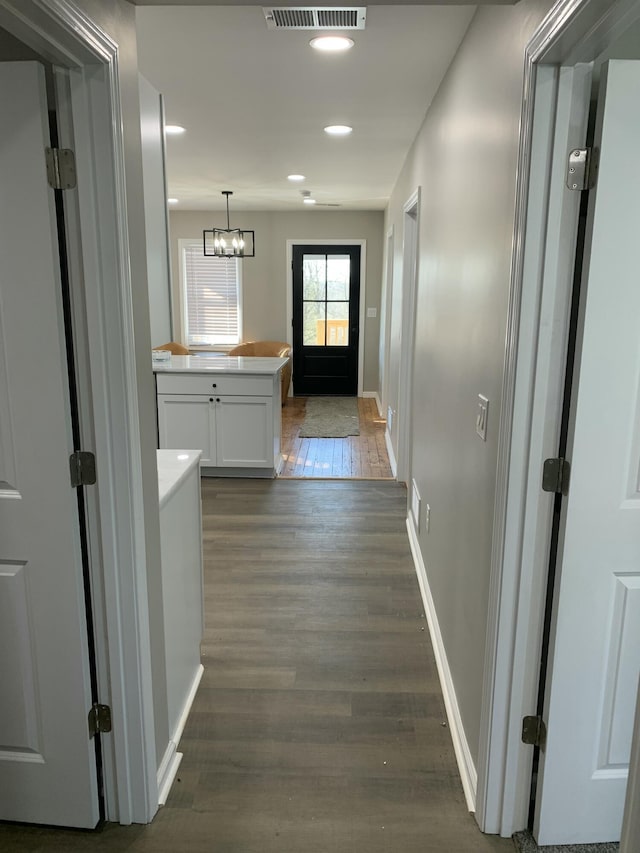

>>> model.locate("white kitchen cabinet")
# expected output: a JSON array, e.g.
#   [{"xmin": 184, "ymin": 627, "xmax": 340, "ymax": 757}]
[
  {"xmin": 154, "ymin": 357, "xmax": 285, "ymax": 477},
  {"xmin": 157, "ymin": 393, "xmax": 273, "ymax": 469},
  {"xmin": 157, "ymin": 394, "xmax": 214, "ymax": 465},
  {"xmin": 215, "ymin": 396, "xmax": 273, "ymax": 467}
]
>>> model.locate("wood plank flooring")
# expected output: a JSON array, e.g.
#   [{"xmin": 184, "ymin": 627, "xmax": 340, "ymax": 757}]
[
  {"xmin": 0, "ymin": 480, "xmax": 513, "ymax": 853},
  {"xmin": 280, "ymin": 397, "xmax": 392, "ymax": 479}
]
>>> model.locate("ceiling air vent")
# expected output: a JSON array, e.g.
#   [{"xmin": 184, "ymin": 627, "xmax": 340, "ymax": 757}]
[{"xmin": 263, "ymin": 7, "xmax": 367, "ymax": 30}]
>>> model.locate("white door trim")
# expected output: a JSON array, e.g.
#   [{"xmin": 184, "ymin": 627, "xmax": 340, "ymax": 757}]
[
  {"xmin": 0, "ymin": 0, "xmax": 158, "ymax": 824},
  {"xmin": 285, "ymin": 239, "xmax": 367, "ymax": 396},
  {"xmin": 380, "ymin": 225, "xmax": 394, "ymax": 424},
  {"xmin": 396, "ymin": 188, "xmax": 420, "ymax": 485},
  {"xmin": 478, "ymin": 0, "xmax": 640, "ymax": 837}
]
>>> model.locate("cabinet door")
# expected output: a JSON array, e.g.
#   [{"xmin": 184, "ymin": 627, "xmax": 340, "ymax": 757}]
[
  {"xmin": 157, "ymin": 394, "xmax": 214, "ymax": 465},
  {"xmin": 215, "ymin": 396, "xmax": 273, "ymax": 468}
]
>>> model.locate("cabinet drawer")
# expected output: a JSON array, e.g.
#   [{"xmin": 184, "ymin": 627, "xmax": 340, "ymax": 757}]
[{"xmin": 156, "ymin": 372, "xmax": 273, "ymax": 397}]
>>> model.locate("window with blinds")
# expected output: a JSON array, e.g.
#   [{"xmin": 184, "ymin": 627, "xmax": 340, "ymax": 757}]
[{"xmin": 180, "ymin": 239, "xmax": 242, "ymax": 346}]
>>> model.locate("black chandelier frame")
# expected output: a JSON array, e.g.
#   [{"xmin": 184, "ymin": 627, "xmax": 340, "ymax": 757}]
[{"xmin": 203, "ymin": 190, "xmax": 255, "ymax": 258}]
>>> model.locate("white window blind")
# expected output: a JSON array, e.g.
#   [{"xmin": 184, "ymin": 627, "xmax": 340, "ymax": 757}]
[{"xmin": 180, "ymin": 239, "xmax": 241, "ymax": 346}]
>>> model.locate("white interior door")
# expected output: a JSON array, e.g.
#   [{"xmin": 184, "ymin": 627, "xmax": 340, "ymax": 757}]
[
  {"xmin": 0, "ymin": 61, "xmax": 100, "ymax": 827},
  {"xmin": 534, "ymin": 59, "xmax": 640, "ymax": 845}
]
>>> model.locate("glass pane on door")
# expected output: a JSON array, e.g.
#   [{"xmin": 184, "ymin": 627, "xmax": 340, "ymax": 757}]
[
  {"xmin": 303, "ymin": 300, "xmax": 325, "ymax": 345},
  {"xmin": 303, "ymin": 256, "xmax": 326, "ymax": 300},
  {"xmin": 327, "ymin": 255, "xmax": 350, "ymax": 300},
  {"xmin": 302, "ymin": 253, "xmax": 351, "ymax": 347},
  {"xmin": 326, "ymin": 301, "xmax": 349, "ymax": 346}
]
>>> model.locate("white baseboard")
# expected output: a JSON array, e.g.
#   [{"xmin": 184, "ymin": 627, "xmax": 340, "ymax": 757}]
[
  {"xmin": 157, "ymin": 664, "xmax": 204, "ymax": 806},
  {"xmin": 406, "ymin": 516, "xmax": 477, "ymax": 813},
  {"xmin": 385, "ymin": 428, "xmax": 397, "ymax": 477},
  {"xmin": 173, "ymin": 664, "xmax": 204, "ymax": 746},
  {"xmin": 157, "ymin": 747, "xmax": 182, "ymax": 807},
  {"xmin": 362, "ymin": 390, "xmax": 383, "ymax": 416}
]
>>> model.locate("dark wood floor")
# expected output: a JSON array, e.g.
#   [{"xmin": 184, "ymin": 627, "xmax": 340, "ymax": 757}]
[
  {"xmin": 0, "ymin": 479, "xmax": 513, "ymax": 853},
  {"xmin": 280, "ymin": 397, "xmax": 393, "ymax": 479}
]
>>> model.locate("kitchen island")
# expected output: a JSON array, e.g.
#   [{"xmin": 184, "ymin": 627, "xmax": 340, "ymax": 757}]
[
  {"xmin": 154, "ymin": 355, "xmax": 287, "ymax": 477},
  {"xmin": 156, "ymin": 449, "xmax": 203, "ymax": 804}
]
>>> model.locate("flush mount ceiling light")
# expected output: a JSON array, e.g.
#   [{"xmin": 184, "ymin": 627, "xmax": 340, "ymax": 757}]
[
  {"xmin": 301, "ymin": 190, "xmax": 316, "ymax": 205},
  {"xmin": 164, "ymin": 124, "xmax": 186, "ymax": 135},
  {"xmin": 303, "ymin": 198, "xmax": 317, "ymax": 205},
  {"xmin": 203, "ymin": 191, "xmax": 255, "ymax": 258},
  {"xmin": 310, "ymin": 35, "xmax": 354, "ymax": 52},
  {"xmin": 288, "ymin": 174, "xmax": 306, "ymax": 182},
  {"xmin": 167, "ymin": 198, "xmax": 179, "ymax": 204},
  {"xmin": 324, "ymin": 124, "xmax": 353, "ymax": 136}
]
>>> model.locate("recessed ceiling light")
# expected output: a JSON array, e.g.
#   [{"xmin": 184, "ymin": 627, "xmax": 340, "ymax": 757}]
[
  {"xmin": 164, "ymin": 124, "xmax": 186, "ymax": 135},
  {"xmin": 303, "ymin": 198, "xmax": 317, "ymax": 205},
  {"xmin": 324, "ymin": 125, "xmax": 353, "ymax": 136},
  {"xmin": 167, "ymin": 198, "xmax": 179, "ymax": 204},
  {"xmin": 310, "ymin": 36, "xmax": 354, "ymax": 52},
  {"xmin": 288, "ymin": 174, "xmax": 306, "ymax": 182}
]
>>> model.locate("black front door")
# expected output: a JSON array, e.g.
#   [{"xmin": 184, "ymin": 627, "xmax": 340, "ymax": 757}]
[{"xmin": 292, "ymin": 244, "xmax": 361, "ymax": 395}]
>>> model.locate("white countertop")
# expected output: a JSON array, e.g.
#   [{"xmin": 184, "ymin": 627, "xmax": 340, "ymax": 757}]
[
  {"xmin": 153, "ymin": 355, "xmax": 288, "ymax": 375},
  {"xmin": 157, "ymin": 449, "xmax": 201, "ymax": 508}
]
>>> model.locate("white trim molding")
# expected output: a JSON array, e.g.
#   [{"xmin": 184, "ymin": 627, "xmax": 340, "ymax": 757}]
[
  {"xmin": 407, "ymin": 516, "xmax": 477, "ymax": 812},
  {"xmin": 380, "ymin": 225, "xmax": 394, "ymax": 430},
  {"xmin": 396, "ymin": 188, "xmax": 420, "ymax": 485},
  {"xmin": 285, "ymin": 239, "xmax": 367, "ymax": 396},
  {"xmin": 385, "ymin": 428, "xmax": 397, "ymax": 478},
  {"xmin": 157, "ymin": 664, "xmax": 203, "ymax": 807}
]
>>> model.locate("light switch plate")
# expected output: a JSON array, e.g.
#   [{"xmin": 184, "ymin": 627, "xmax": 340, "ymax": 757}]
[
  {"xmin": 367, "ymin": 307, "xmax": 377, "ymax": 318},
  {"xmin": 476, "ymin": 395, "xmax": 489, "ymax": 441}
]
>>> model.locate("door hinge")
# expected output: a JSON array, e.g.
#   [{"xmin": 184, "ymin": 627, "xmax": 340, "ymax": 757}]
[
  {"xmin": 88, "ymin": 703, "xmax": 112, "ymax": 738},
  {"xmin": 542, "ymin": 457, "xmax": 570, "ymax": 496},
  {"xmin": 566, "ymin": 147, "xmax": 598, "ymax": 191},
  {"xmin": 69, "ymin": 451, "xmax": 97, "ymax": 488},
  {"xmin": 45, "ymin": 147, "xmax": 77, "ymax": 190},
  {"xmin": 522, "ymin": 715, "xmax": 547, "ymax": 748}
]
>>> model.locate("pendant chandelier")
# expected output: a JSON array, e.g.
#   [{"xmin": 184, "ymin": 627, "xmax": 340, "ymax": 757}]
[{"xmin": 203, "ymin": 190, "xmax": 255, "ymax": 258}]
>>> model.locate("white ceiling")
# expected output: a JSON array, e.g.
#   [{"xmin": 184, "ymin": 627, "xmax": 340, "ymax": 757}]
[{"xmin": 136, "ymin": 5, "xmax": 476, "ymax": 211}]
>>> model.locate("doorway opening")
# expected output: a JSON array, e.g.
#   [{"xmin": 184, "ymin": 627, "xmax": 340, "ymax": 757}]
[
  {"xmin": 396, "ymin": 189, "xmax": 420, "ymax": 485},
  {"xmin": 281, "ymin": 239, "xmax": 392, "ymax": 479}
]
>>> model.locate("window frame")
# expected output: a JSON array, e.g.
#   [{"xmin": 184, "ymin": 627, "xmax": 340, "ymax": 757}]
[{"xmin": 178, "ymin": 237, "xmax": 243, "ymax": 350}]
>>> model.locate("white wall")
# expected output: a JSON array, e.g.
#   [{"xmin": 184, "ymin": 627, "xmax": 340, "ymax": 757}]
[
  {"xmin": 169, "ymin": 209, "xmax": 384, "ymax": 392},
  {"xmin": 382, "ymin": 0, "xmax": 553, "ymax": 764}
]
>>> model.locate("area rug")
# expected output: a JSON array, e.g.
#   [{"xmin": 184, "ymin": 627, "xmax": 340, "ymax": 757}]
[
  {"xmin": 513, "ymin": 830, "xmax": 619, "ymax": 853},
  {"xmin": 299, "ymin": 396, "xmax": 360, "ymax": 438}
]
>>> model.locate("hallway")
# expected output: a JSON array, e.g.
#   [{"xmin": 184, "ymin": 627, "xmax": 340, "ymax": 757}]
[{"xmin": 0, "ymin": 479, "xmax": 513, "ymax": 852}]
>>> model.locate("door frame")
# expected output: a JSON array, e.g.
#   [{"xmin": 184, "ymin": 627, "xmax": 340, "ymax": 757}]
[
  {"xmin": 380, "ymin": 225, "xmax": 395, "ymax": 424},
  {"xmin": 0, "ymin": 0, "xmax": 158, "ymax": 824},
  {"xmin": 286, "ymin": 239, "xmax": 366, "ymax": 397},
  {"xmin": 396, "ymin": 188, "xmax": 420, "ymax": 485},
  {"xmin": 477, "ymin": 0, "xmax": 640, "ymax": 837}
]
